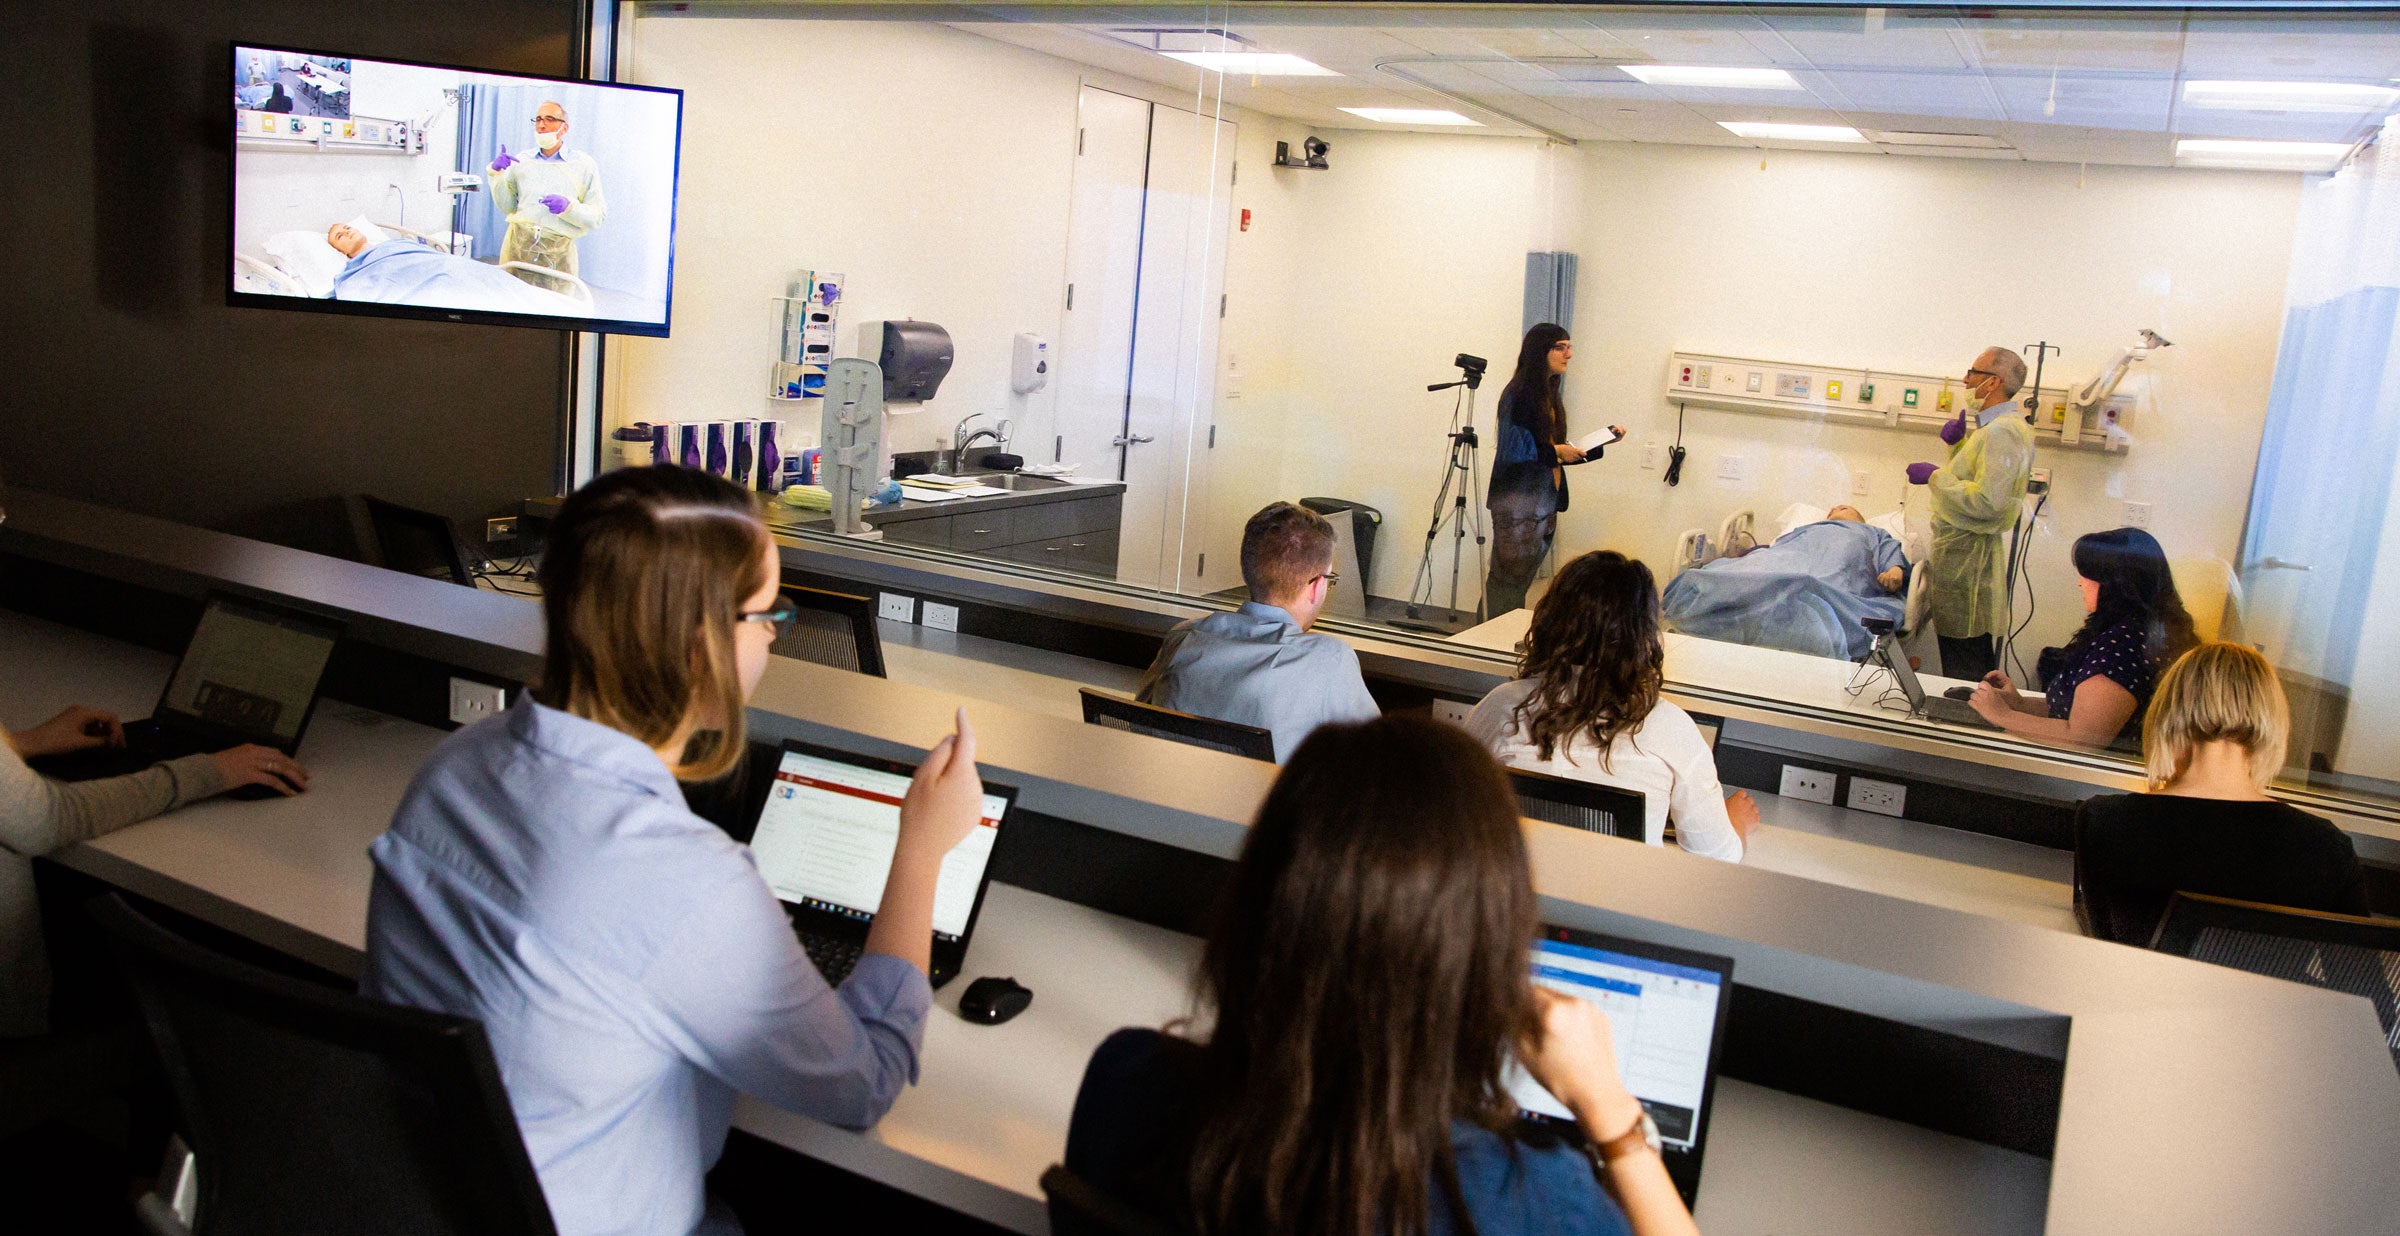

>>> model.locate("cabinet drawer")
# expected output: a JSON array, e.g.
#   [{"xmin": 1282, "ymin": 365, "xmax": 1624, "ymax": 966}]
[
  {"xmin": 1005, "ymin": 530, "xmax": 1118, "ymax": 577},
  {"xmin": 950, "ymin": 508, "xmax": 1018, "ymax": 549},
  {"xmin": 878, "ymin": 514, "xmax": 953, "ymax": 549},
  {"xmin": 1014, "ymin": 494, "xmax": 1120, "ymax": 541}
]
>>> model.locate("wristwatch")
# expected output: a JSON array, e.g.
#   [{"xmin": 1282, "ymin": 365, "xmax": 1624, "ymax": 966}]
[{"xmin": 1591, "ymin": 1106, "xmax": 1662, "ymax": 1167}]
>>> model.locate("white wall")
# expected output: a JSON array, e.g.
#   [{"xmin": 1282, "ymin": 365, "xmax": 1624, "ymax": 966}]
[
  {"xmin": 233, "ymin": 60, "xmax": 461, "ymax": 253},
  {"xmin": 616, "ymin": 18, "xmax": 1110, "ymax": 458},
  {"xmin": 1559, "ymin": 145, "xmax": 2300, "ymax": 656}
]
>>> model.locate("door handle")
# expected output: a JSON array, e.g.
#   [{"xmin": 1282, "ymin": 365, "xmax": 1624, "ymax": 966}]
[
  {"xmin": 1111, "ymin": 434, "xmax": 1157, "ymax": 447},
  {"xmin": 2251, "ymin": 557, "xmax": 2312, "ymax": 572}
]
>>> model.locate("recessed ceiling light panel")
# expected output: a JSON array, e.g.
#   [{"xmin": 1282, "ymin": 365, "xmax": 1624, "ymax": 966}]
[
  {"xmin": 1158, "ymin": 51, "xmax": 1340, "ymax": 77},
  {"xmin": 1623, "ymin": 65, "xmax": 1801, "ymax": 91},
  {"xmin": 1338, "ymin": 107, "xmax": 1480, "ymax": 126},
  {"xmin": 2174, "ymin": 139, "xmax": 2353, "ymax": 171},
  {"xmin": 2182, "ymin": 80, "xmax": 2400, "ymax": 113},
  {"xmin": 1718, "ymin": 121, "xmax": 1868, "ymax": 143}
]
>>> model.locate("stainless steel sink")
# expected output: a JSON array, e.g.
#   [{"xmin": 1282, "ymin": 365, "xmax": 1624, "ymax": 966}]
[{"xmin": 967, "ymin": 473, "xmax": 1070, "ymax": 492}]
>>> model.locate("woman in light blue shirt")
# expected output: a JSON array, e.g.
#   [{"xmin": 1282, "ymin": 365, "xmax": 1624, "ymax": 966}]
[{"xmin": 362, "ymin": 467, "xmax": 986, "ymax": 1236}]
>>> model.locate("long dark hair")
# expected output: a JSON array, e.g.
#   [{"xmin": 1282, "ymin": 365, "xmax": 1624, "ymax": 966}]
[
  {"xmin": 1512, "ymin": 551, "xmax": 1665, "ymax": 767},
  {"xmin": 1502, "ymin": 323, "xmax": 1571, "ymax": 442},
  {"xmin": 2066, "ymin": 527, "xmax": 2197, "ymax": 667},
  {"xmin": 1187, "ymin": 715, "xmax": 1538, "ymax": 1236}
]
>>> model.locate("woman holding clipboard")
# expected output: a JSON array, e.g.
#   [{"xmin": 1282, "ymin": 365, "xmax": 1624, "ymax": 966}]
[{"xmin": 1487, "ymin": 324, "xmax": 1621, "ymax": 613}]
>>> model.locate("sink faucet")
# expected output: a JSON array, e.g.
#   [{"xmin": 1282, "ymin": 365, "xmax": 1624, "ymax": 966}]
[{"xmin": 952, "ymin": 413, "xmax": 1005, "ymax": 468}]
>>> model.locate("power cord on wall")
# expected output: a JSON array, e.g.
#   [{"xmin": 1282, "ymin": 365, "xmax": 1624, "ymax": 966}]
[{"xmin": 1664, "ymin": 402, "xmax": 1688, "ymax": 486}]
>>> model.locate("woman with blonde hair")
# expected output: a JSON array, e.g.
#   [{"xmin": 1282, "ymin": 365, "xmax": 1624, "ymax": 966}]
[
  {"xmin": 2073, "ymin": 641, "xmax": 2369, "ymax": 945},
  {"xmin": 362, "ymin": 466, "xmax": 989, "ymax": 1236}
]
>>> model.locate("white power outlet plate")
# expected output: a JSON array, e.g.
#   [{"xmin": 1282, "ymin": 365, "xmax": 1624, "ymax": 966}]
[
  {"xmin": 922, "ymin": 601, "xmax": 960, "ymax": 632},
  {"xmin": 1778, "ymin": 764, "xmax": 1836, "ymax": 804},
  {"xmin": 1853, "ymin": 469, "xmax": 1872, "ymax": 496},
  {"xmin": 878, "ymin": 592, "xmax": 917, "ymax": 623},
  {"xmin": 2123, "ymin": 500, "xmax": 2152, "ymax": 528},
  {"xmin": 1641, "ymin": 443, "xmax": 1663, "ymax": 470},
  {"xmin": 1430, "ymin": 699, "xmax": 1473, "ymax": 726},
  {"xmin": 448, "ymin": 678, "xmax": 507, "ymax": 726},
  {"xmin": 1717, "ymin": 454, "xmax": 1747, "ymax": 483},
  {"xmin": 1848, "ymin": 777, "xmax": 1907, "ymax": 817}
]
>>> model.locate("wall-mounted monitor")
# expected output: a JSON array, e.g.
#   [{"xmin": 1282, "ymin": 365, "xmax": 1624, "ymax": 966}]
[{"xmin": 228, "ymin": 44, "xmax": 682, "ymax": 337}]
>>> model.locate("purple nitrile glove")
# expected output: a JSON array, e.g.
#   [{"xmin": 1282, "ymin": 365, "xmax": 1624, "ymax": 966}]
[
  {"xmin": 489, "ymin": 145, "xmax": 515, "ymax": 173},
  {"xmin": 1939, "ymin": 414, "xmax": 1967, "ymax": 446},
  {"xmin": 540, "ymin": 194, "xmax": 570, "ymax": 215},
  {"xmin": 1906, "ymin": 462, "xmax": 1938, "ymax": 486}
]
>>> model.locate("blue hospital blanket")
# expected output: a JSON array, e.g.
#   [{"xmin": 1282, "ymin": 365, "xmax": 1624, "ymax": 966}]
[
  {"xmin": 1661, "ymin": 520, "xmax": 1909, "ymax": 660},
  {"xmin": 332, "ymin": 240, "xmax": 583, "ymax": 315}
]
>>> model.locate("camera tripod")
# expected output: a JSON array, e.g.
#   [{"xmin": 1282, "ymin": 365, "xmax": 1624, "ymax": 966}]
[{"xmin": 1406, "ymin": 379, "xmax": 1489, "ymax": 626}]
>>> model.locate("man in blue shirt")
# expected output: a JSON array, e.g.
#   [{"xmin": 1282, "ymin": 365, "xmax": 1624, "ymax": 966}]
[{"xmin": 1139, "ymin": 502, "xmax": 1382, "ymax": 760}]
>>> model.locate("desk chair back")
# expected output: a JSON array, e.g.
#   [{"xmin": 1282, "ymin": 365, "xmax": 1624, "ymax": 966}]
[
  {"xmin": 772, "ymin": 586, "xmax": 886, "ymax": 678},
  {"xmin": 1040, "ymin": 1164, "xmax": 1188, "ymax": 1236},
  {"xmin": 1507, "ymin": 767, "xmax": 1646, "ymax": 841},
  {"xmin": 89, "ymin": 895, "xmax": 557, "ymax": 1236},
  {"xmin": 353, "ymin": 495, "xmax": 475, "ymax": 587},
  {"xmin": 2150, "ymin": 891, "xmax": 2400, "ymax": 1070},
  {"xmin": 1078, "ymin": 689, "xmax": 1277, "ymax": 763}
]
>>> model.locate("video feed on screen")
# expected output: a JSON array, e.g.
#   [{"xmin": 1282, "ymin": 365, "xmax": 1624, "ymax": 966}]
[{"xmin": 230, "ymin": 45, "xmax": 682, "ymax": 335}]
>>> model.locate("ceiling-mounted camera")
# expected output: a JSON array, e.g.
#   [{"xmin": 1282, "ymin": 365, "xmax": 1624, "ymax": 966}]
[{"xmin": 1274, "ymin": 136, "xmax": 1331, "ymax": 170}]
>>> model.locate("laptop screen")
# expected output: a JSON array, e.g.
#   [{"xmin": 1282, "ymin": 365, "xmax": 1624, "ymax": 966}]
[
  {"xmin": 157, "ymin": 598, "xmax": 341, "ymax": 743},
  {"xmin": 1505, "ymin": 927, "xmax": 1735, "ymax": 1196},
  {"xmin": 748, "ymin": 746, "xmax": 1009, "ymax": 941}
]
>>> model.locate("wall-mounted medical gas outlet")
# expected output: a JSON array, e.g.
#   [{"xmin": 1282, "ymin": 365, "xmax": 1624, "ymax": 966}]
[
  {"xmin": 878, "ymin": 592, "xmax": 918, "ymax": 623},
  {"xmin": 1848, "ymin": 777, "xmax": 1907, "ymax": 817},
  {"xmin": 1778, "ymin": 765, "xmax": 1837, "ymax": 805},
  {"xmin": 1902, "ymin": 388, "xmax": 1919, "ymax": 408},
  {"xmin": 1746, "ymin": 371, "xmax": 1764, "ymax": 393},
  {"xmin": 1825, "ymin": 380, "xmax": 1844, "ymax": 400},
  {"xmin": 921, "ymin": 601, "xmax": 960, "ymax": 632},
  {"xmin": 448, "ymin": 678, "xmax": 508, "ymax": 726}
]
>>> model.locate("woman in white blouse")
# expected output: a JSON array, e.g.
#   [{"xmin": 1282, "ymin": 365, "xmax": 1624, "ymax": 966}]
[{"xmin": 1466, "ymin": 551, "xmax": 1758, "ymax": 862}]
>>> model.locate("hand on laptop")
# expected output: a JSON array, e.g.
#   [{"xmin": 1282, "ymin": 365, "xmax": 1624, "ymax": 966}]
[
  {"xmin": 1523, "ymin": 986, "xmax": 1704, "ymax": 1234},
  {"xmin": 8, "ymin": 705, "xmax": 126, "ymax": 758},
  {"xmin": 210, "ymin": 745, "xmax": 310, "ymax": 797}
]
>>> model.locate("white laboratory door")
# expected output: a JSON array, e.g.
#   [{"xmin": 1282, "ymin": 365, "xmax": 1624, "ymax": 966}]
[{"xmin": 1056, "ymin": 86, "xmax": 1233, "ymax": 591}]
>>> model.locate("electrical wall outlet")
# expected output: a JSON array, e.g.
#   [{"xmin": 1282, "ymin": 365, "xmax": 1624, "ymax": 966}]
[
  {"xmin": 1641, "ymin": 443, "xmax": 1663, "ymax": 470},
  {"xmin": 1430, "ymin": 698, "xmax": 1473, "ymax": 726},
  {"xmin": 485, "ymin": 516, "xmax": 518, "ymax": 543},
  {"xmin": 922, "ymin": 601, "xmax": 960, "ymax": 632},
  {"xmin": 1853, "ymin": 469, "xmax": 1872, "ymax": 496},
  {"xmin": 448, "ymin": 678, "xmax": 507, "ymax": 726},
  {"xmin": 1848, "ymin": 777, "xmax": 1907, "ymax": 817},
  {"xmin": 2123, "ymin": 500, "xmax": 2152, "ymax": 528},
  {"xmin": 1717, "ymin": 454, "xmax": 1748, "ymax": 483},
  {"xmin": 1778, "ymin": 764, "xmax": 1836, "ymax": 804},
  {"xmin": 877, "ymin": 592, "xmax": 917, "ymax": 623}
]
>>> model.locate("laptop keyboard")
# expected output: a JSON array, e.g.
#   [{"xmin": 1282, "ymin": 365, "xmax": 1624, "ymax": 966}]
[{"xmin": 799, "ymin": 932, "xmax": 862, "ymax": 986}]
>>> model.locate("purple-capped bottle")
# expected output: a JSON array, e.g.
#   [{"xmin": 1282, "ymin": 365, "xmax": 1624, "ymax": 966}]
[
  {"xmin": 731, "ymin": 420, "xmax": 756, "ymax": 486},
  {"xmin": 704, "ymin": 422, "xmax": 730, "ymax": 478},
  {"xmin": 651, "ymin": 422, "xmax": 672, "ymax": 465},
  {"xmin": 678, "ymin": 423, "xmax": 702, "ymax": 470},
  {"xmin": 756, "ymin": 421, "xmax": 783, "ymax": 494}
]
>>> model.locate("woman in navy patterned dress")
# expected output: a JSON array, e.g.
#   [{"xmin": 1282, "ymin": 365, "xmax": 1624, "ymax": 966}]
[{"xmin": 1968, "ymin": 528, "xmax": 2198, "ymax": 746}]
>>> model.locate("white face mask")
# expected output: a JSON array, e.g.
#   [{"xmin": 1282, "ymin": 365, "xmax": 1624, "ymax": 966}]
[{"xmin": 535, "ymin": 128, "xmax": 562, "ymax": 150}]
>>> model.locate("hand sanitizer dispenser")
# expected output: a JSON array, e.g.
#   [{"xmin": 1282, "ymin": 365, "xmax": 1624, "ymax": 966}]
[{"xmin": 1011, "ymin": 333, "xmax": 1051, "ymax": 394}]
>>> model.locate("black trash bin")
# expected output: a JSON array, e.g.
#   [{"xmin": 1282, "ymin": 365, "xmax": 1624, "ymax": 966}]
[{"xmin": 1300, "ymin": 497, "xmax": 1382, "ymax": 591}]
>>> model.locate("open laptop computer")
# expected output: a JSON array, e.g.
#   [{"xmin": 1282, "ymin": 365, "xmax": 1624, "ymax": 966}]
[
  {"xmin": 32, "ymin": 593, "xmax": 344, "ymax": 799},
  {"xmin": 1506, "ymin": 925, "xmax": 1737, "ymax": 1207},
  {"xmin": 742, "ymin": 738, "xmax": 1018, "ymax": 989},
  {"xmin": 1874, "ymin": 633, "xmax": 1999, "ymax": 729}
]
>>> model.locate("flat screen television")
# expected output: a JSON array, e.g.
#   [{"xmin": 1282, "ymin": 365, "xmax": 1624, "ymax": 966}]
[{"xmin": 229, "ymin": 44, "xmax": 683, "ymax": 337}]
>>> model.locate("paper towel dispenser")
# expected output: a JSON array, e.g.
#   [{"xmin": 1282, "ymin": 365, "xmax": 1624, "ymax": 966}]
[{"xmin": 876, "ymin": 320, "xmax": 954, "ymax": 403}]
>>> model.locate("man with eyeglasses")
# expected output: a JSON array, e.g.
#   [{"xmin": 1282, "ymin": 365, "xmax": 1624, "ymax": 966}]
[
  {"xmin": 487, "ymin": 100, "xmax": 607, "ymax": 290},
  {"xmin": 1905, "ymin": 346, "xmax": 2035, "ymax": 680},
  {"xmin": 1484, "ymin": 461, "xmax": 1561, "ymax": 617},
  {"xmin": 1139, "ymin": 502, "xmax": 1381, "ymax": 761}
]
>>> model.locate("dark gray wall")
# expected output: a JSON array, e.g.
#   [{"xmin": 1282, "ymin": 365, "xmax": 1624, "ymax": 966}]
[{"xmin": 0, "ymin": 0, "xmax": 586, "ymax": 556}]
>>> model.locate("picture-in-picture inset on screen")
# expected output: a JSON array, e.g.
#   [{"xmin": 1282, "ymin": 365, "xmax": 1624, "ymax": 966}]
[{"xmin": 229, "ymin": 44, "xmax": 682, "ymax": 336}]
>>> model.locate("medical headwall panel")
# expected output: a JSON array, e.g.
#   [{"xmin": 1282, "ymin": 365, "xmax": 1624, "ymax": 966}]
[{"xmin": 1665, "ymin": 351, "xmax": 2134, "ymax": 453}]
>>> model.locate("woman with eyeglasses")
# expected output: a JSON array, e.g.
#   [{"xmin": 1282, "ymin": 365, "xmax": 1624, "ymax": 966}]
[
  {"xmin": 362, "ymin": 466, "xmax": 986, "ymax": 1236},
  {"xmin": 1492, "ymin": 324, "xmax": 1624, "ymax": 522}
]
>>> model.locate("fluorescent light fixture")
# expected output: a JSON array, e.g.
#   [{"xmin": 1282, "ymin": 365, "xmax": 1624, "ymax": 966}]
[
  {"xmin": 1338, "ymin": 107, "xmax": 1480, "ymax": 126},
  {"xmin": 1717, "ymin": 121, "xmax": 1867, "ymax": 143},
  {"xmin": 1158, "ymin": 51, "xmax": 1339, "ymax": 76},
  {"xmin": 2175, "ymin": 138, "xmax": 2353, "ymax": 171},
  {"xmin": 2182, "ymin": 80, "xmax": 2399, "ymax": 113},
  {"xmin": 1623, "ymin": 65, "xmax": 1801, "ymax": 90}
]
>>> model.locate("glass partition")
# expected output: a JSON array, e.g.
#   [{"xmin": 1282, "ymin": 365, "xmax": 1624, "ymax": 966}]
[{"xmin": 608, "ymin": 2, "xmax": 2400, "ymax": 820}]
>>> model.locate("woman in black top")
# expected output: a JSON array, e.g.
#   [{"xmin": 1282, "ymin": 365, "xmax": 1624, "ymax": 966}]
[
  {"xmin": 2075, "ymin": 641, "xmax": 2370, "ymax": 945},
  {"xmin": 1972, "ymin": 527, "xmax": 2198, "ymax": 746},
  {"xmin": 1491, "ymin": 324, "xmax": 1622, "ymax": 516}
]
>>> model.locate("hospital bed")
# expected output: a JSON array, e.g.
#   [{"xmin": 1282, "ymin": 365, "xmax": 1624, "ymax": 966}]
[
  {"xmin": 1675, "ymin": 499, "xmax": 1933, "ymax": 637},
  {"xmin": 233, "ymin": 221, "xmax": 594, "ymax": 309}
]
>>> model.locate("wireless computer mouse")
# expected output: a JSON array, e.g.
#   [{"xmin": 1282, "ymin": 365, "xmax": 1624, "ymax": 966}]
[{"xmin": 959, "ymin": 976, "xmax": 1033, "ymax": 1026}]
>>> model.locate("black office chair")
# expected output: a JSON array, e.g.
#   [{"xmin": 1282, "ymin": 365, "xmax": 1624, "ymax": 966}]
[
  {"xmin": 1077, "ymin": 689, "xmax": 1277, "ymax": 763},
  {"xmin": 88, "ymin": 894, "xmax": 557, "ymax": 1236},
  {"xmin": 1507, "ymin": 767, "xmax": 1647, "ymax": 842},
  {"xmin": 772, "ymin": 585, "xmax": 886, "ymax": 677},
  {"xmin": 1039, "ymin": 1164, "xmax": 1186, "ymax": 1236},
  {"xmin": 352, "ymin": 495, "xmax": 475, "ymax": 587},
  {"xmin": 2149, "ymin": 891, "xmax": 2400, "ymax": 1070}
]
